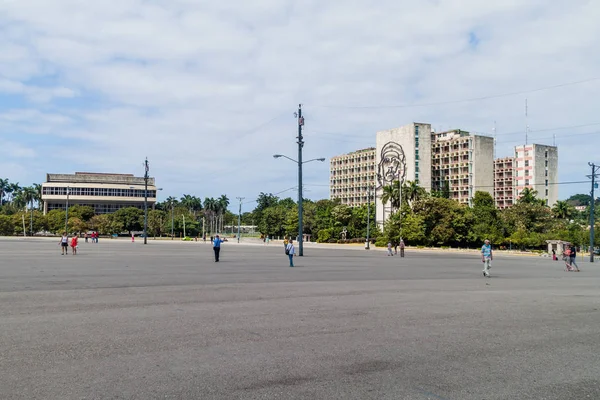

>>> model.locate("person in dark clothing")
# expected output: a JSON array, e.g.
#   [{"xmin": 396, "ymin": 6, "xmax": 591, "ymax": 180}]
[
  {"xmin": 213, "ymin": 235, "xmax": 224, "ymax": 262},
  {"xmin": 569, "ymin": 245, "xmax": 580, "ymax": 271}
]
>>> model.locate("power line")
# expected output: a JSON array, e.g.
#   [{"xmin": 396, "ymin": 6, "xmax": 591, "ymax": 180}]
[{"xmin": 314, "ymin": 77, "xmax": 600, "ymax": 109}]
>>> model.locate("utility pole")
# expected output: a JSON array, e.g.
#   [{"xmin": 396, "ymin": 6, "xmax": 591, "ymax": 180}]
[
  {"xmin": 143, "ymin": 158, "xmax": 149, "ymax": 244},
  {"xmin": 588, "ymin": 162, "xmax": 600, "ymax": 262},
  {"xmin": 64, "ymin": 187, "xmax": 70, "ymax": 233},
  {"xmin": 236, "ymin": 197, "xmax": 244, "ymax": 243},
  {"xmin": 297, "ymin": 104, "xmax": 305, "ymax": 256},
  {"xmin": 171, "ymin": 200, "xmax": 174, "ymax": 240},
  {"xmin": 366, "ymin": 186, "xmax": 372, "ymax": 249}
]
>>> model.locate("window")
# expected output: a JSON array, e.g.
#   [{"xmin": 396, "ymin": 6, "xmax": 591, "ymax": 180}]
[
  {"xmin": 545, "ymin": 170, "xmax": 548, "ymax": 177},
  {"xmin": 545, "ymin": 151, "xmax": 548, "ymax": 158},
  {"xmin": 525, "ymin": 179, "xmax": 530, "ymax": 185},
  {"xmin": 545, "ymin": 179, "xmax": 548, "ymax": 186},
  {"xmin": 545, "ymin": 189, "xmax": 549, "ymax": 196},
  {"xmin": 545, "ymin": 160, "xmax": 548, "ymax": 167},
  {"xmin": 525, "ymin": 160, "xmax": 529, "ymax": 167}
]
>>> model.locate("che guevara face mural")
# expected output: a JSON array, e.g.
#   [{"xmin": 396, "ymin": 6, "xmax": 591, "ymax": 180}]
[{"xmin": 377, "ymin": 142, "xmax": 406, "ymax": 188}]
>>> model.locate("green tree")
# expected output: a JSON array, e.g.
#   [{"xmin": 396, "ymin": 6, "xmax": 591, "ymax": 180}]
[
  {"xmin": 113, "ymin": 207, "xmax": 143, "ymax": 235},
  {"xmin": 552, "ymin": 200, "xmax": 575, "ymax": 220},
  {"xmin": 147, "ymin": 209, "xmax": 167, "ymax": 238},
  {"xmin": 89, "ymin": 214, "xmax": 112, "ymax": 235},
  {"xmin": 68, "ymin": 205, "xmax": 96, "ymax": 221},
  {"xmin": 46, "ymin": 209, "xmax": 67, "ymax": 233},
  {"xmin": 470, "ymin": 191, "xmax": 504, "ymax": 244},
  {"xmin": 0, "ymin": 214, "xmax": 15, "ymax": 235},
  {"xmin": 381, "ymin": 183, "xmax": 400, "ymax": 210},
  {"xmin": 0, "ymin": 178, "xmax": 9, "ymax": 207}
]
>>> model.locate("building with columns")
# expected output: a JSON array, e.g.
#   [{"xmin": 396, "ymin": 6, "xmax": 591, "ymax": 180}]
[{"xmin": 41, "ymin": 172, "xmax": 157, "ymax": 215}]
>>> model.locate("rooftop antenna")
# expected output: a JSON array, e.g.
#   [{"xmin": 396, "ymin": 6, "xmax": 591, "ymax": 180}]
[
  {"xmin": 493, "ymin": 121, "xmax": 497, "ymax": 160},
  {"xmin": 553, "ymin": 133, "xmax": 556, "ymax": 147},
  {"xmin": 525, "ymin": 98, "xmax": 529, "ymax": 146}
]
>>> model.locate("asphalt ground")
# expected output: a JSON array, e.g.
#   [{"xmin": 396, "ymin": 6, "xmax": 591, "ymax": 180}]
[{"xmin": 1, "ymin": 239, "xmax": 599, "ymax": 400}]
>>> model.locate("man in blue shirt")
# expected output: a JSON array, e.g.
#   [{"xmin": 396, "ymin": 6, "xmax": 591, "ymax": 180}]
[
  {"xmin": 213, "ymin": 235, "xmax": 224, "ymax": 262},
  {"xmin": 481, "ymin": 239, "xmax": 492, "ymax": 277}
]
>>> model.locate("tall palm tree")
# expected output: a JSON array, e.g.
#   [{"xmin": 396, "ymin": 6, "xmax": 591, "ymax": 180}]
[
  {"xmin": 181, "ymin": 194, "xmax": 195, "ymax": 214},
  {"xmin": 403, "ymin": 180, "xmax": 425, "ymax": 207},
  {"xmin": 0, "ymin": 178, "xmax": 9, "ymax": 206},
  {"xmin": 203, "ymin": 197, "xmax": 217, "ymax": 233},
  {"xmin": 517, "ymin": 187, "xmax": 546, "ymax": 206},
  {"xmin": 22, "ymin": 186, "xmax": 37, "ymax": 236},
  {"xmin": 381, "ymin": 183, "xmax": 400, "ymax": 210},
  {"xmin": 218, "ymin": 195, "xmax": 229, "ymax": 232},
  {"xmin": 7, "ymin": 182, "xmax": 21, "ymax": 203},
  {"xmin": 552, "ymin": 200, "xmax": 574, "ymax": 220},
  {"xmin": 33, "ymin": 183, "xmax": 43, "ymax": 211}
]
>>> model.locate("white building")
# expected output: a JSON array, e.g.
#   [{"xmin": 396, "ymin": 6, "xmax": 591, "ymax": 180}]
[
  {"xmin": 375, "ymin": 123, "xmax": 432, "ymax": 228},
  {"xmin": 329, "ymin": 148, "xmax": 377, "ymax": 206},
  {"xmin": 41, "ymin": 172, "xmax": 157, "ymax": 215},
  {"xmin": 431, "ymin": 129, "xmax": 494, "ymax": 205},
  {"xmin": 514, "ymin": 144, "xmax": 558, "ymax": 206}
]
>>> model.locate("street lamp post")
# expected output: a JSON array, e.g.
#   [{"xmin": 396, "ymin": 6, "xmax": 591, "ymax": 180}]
[
  {"xmin": 366, "ymin": 186, "xmax": 373, "ymax": 249},
  {"xmin": 273, "ymin": 154, "xmax": 325, "ymax": 256},
  {"xmin": 236, "ymin": 197, "xmax": 245, "ymax": 243},
  {"xmin": 64, "ymin": 186, "xmax": 70, "ymax": 233},
  {"xmin": 143, "ymin": 158, "xmax": 149, "ymax": 244}
]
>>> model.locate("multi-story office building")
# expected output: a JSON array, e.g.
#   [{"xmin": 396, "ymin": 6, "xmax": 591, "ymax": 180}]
[
  {"xmin": 431, "ymin": 129, "xmax": 494, "ymax": 205},
  {"xmin": 329, "ymin": 148, "xmax": 376, "ymax": 206},
  {"xmin": 514, "ymin": 144, "xmax": 558, "ymax": 206},
  {"xmin": 375, "ymin": 123, "xmax": 433, "ymax": 227},
  {"xmin": 494, "ymin": 157, "xmax": 516, "ymax": 209},
  {"xmin": 41, "ymin": 172, "xmax": 157, "ymax": 215}
]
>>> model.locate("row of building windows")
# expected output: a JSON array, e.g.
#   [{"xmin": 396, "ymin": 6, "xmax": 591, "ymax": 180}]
[
  {"xmin": 43, "ymin": 187, "xmax": 156, "ymax": 198},
  {"xmin": 47, "ymin": 203, "xmax": 146, "ymax": 214}
]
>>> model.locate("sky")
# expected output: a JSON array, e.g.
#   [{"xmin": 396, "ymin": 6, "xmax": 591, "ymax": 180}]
[{"xmin": 1, "ymin": 0, "xmax": 599, "ymax": 210}]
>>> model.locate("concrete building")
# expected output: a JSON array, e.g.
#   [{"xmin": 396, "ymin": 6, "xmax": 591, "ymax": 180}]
[
  {"xmin": 41, "ymin": 172, "xmax": 157, "ymax": 215},
  {"xmin": 431, "ymin": 129, "xmax": 494, "ymax": 206},
  {"xmin": 375, "ymin": 123, "xmax": 432, "ymax": 228},
  {"xmin": 514, "ymin": 144, "xmax": 558, "ymax": 206},
  {"xmin": 494, "ymin": 157, "xmax": 516, "ymax": 209},
  {"xmin": 329, "ymin": 148, "xmax": 377, "ymax": 206}
]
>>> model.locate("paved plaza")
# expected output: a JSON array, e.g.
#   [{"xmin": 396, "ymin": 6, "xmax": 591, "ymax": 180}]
[{"xmin": 1, "ymin": 239, "xmax": 599, "ymax": 399}]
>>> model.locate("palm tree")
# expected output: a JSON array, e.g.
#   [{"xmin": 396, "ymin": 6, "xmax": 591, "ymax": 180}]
[
  {"xmin": 0, "ymin": 178, "xmax": 9, "ymax": 206},
  {"xmin": 517, "ymin": 187, "xmax": 546, "ymax": 206},
  {"xmin": 381, "ymin": 183, "xmax": 400, "ymax": 210},
  {"xmin": 33, "ymin": 183, "xmax": 43, "ymax": 211},
  {"xmin": 403, "ymin": 180, "xmax": 426, "ymax": 208},
  {"xmin": 203, "ymin": 197, "xmax": 217, "ymax": 234},
  {"xmin": 218, "ymin": 195, "xmax": 229, "ymax": 232},
  {"xmin": 21, "ymin": 186, "xmax": 37, "ymax": 236},
  {"xmin": 181, "ymin": 194, "xmax": 195, "ymax": 214},
  {"xmin": 7, "ymin": 182, "xmax": 21, "ymax": 203},
  {"xmin": 552, "ymin": 200, "xmax": 574, "ymax": 219}
]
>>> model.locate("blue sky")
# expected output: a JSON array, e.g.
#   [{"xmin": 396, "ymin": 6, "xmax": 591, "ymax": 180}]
[{"xmin": 1, "ymin": 0, "xmax": 599, "ymax": 209}]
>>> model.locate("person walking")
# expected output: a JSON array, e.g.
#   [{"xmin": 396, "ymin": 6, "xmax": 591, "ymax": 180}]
[
  {"xmin": 569, "ymin": 245, "xmax": 580, "ymax": 272},
  {"xmin": 71, "ymin": 235, "xmax": 78, "ymax": 255},
  {"xmin": 84, "ymin": 232, "xmax": 88, "ymax": 243},
  {"xmin": 59, "ymin": 232, "xmax": 69, "ymax": 255},
  {"xmin": 552, "ymin": 249, "xmax": 557, "ymax": 261},
  {"xmin": 387, "ymin": 242, "xmax": 394, "ymax": 256},
  {"xmin": 213, "ymin": 235, "xmax": 224, "ymax": 262},
  {"xmin": 399, "ymin": 239, "xmax": 405, "ymax": 258},
  {"xmin": 481, "ymin": 239, "xmax": 492, "ymax": 277},
  {"xmin": 285, "ymin": 239, "xmax": 295, "ymax": 267}
]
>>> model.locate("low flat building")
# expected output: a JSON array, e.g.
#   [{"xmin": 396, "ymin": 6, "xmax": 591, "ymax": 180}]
[
  {"xmin": 494, "ymin": 157, "xmax": 516, "ymax": 209},
  {"xmin": 329, "ymin": 148, "xmax": 377, "ymax": 207},
  {"xmin": 41, "ymin": 172, "xmax": 157, "ymax": 215},
  {"xmin": 431, "ymin": 129, "xmax": 494, "ymax": 206}
]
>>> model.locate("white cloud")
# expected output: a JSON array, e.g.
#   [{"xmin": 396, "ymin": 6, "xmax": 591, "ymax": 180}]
[{"xmin": 0, "ymin": 0, "xmax": 599, "ymax": 202}]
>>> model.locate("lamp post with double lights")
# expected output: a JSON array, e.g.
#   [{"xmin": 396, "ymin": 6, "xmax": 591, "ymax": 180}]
[
  {"xmin": 64, "ymin": 186, "xmax": 70, "ymax": 233},
  {"xmin": 273, "ymin": 154, "xmax": 325, "ymax": 256}
]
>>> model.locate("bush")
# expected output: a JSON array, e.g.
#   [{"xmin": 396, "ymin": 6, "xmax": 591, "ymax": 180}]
[
  {"xmin": 327, "ymin": 238, "xmax": 338, "ymax": 243},
  {"xmin": 374, "ymin": 237, "xmax": 387, "ymax": 247}
]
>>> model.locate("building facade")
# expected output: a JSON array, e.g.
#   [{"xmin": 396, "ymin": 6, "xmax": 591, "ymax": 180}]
[
  {"xmin": 41, "ymin": 172, "xmax": 157, "ymax": 215},
  {"xmin": 329, "ymin": 148, "xmax": 376, "ymax": 206},
  {"xmin": 494, "ymin": 157, "xmax": 516, "ymax": 209},
  {"xmin": 375, "ymin": 123, "xmax": 433, "ymax": 228},
  {"xmin": 514, "ymin": 144, "xmax": 558, "ymax": 206},
  {"xmin": 431, "ymin": 130, "xmax": 494, "ymax": 205}
]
